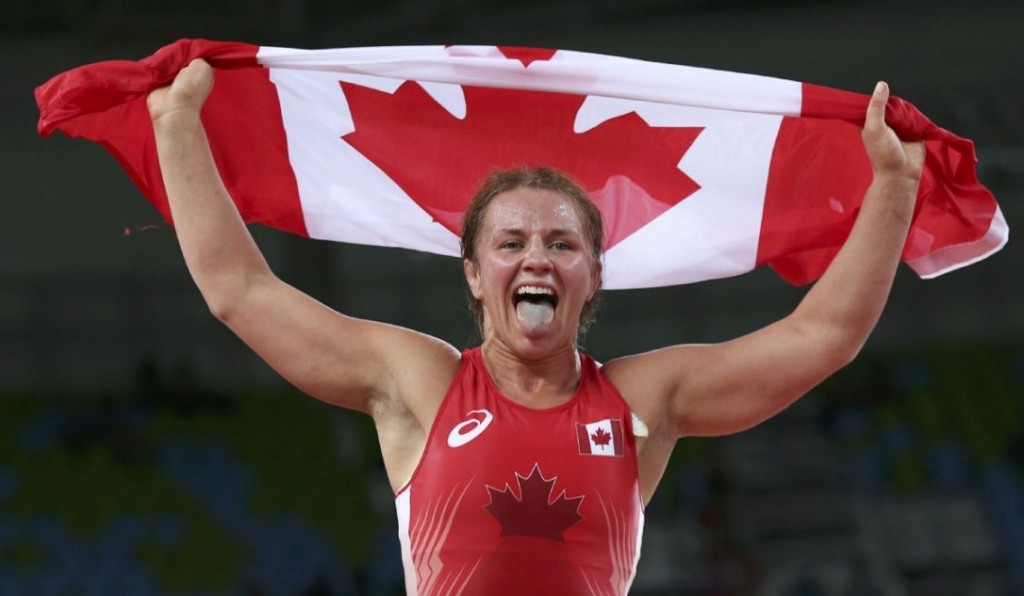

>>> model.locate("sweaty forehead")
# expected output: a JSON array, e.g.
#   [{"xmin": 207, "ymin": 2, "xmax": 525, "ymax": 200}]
[{"xmin": 482, "ymin": 188, "xmax": 583, "ymax": 233}]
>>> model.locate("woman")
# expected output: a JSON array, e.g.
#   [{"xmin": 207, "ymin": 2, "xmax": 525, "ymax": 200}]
[{"xmin": 147, "ymin": 58, "xmax": 923, "ymax": 595}]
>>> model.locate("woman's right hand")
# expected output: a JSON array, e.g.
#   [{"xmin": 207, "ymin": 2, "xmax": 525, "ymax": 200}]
[{"xmin": 147, "ymin": 58, "xmax": 214, "ymax": 125}]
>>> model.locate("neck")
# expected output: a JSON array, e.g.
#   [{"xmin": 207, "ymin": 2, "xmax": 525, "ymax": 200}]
[{"xmin": 479, "ymin": 340, "xmax": 582, "ymax": 407}]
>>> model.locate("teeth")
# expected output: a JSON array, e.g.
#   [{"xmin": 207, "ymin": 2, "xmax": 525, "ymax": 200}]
[{"xmin": 517, "ymin": 286, "xmax": 554, "ymax": 296}]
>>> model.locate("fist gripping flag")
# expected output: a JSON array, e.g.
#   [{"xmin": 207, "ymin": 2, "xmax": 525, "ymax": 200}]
[{"xmin": 36, "ymin": 39, "xmax": 1006, "ymax": 288}]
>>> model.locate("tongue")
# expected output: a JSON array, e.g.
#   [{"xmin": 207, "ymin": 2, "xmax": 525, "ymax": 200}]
[{"xmin": 516, "ymin": 301, "xmax": 554, "ymax": 334}]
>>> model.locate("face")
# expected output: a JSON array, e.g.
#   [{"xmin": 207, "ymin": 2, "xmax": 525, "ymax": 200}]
[{"xmin": 463, "ymin": 187, "xmax": 602, "ymax": 354}]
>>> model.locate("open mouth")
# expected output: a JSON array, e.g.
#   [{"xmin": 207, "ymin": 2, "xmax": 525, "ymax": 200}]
[{"xmin": 513, "ymin": 285, "xmax": 559, "ymax": 310}]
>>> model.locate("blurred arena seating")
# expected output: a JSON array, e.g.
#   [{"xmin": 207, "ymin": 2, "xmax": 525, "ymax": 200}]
[{"xmin": 1, "ymin": 344, "xmax": 1021, "ymax": 595}]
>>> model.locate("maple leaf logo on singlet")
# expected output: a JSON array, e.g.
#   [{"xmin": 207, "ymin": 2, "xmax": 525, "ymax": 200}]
[
  {"xmin": 484, "ymin": 464, "xmax": 583, "ymax": 542},
  {"xmin": 470, "ymin": 464, "xmax": 596, "ymax": 594},
  {"xmin": 590, "ymin": 427, "xmax": 612, "ymax": 447}
]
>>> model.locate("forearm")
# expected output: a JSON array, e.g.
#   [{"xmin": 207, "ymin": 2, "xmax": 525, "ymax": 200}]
[
  {"xmin": 153, "ymin": 109, "xmax": 273, "ymax": 318},
  {"xmin": 656, "ymin": 84, "xmax": 924, "ymax": 438},
  {"xmin": 793, "ymin": 172, "xmax": 918, "ymax": 360}
]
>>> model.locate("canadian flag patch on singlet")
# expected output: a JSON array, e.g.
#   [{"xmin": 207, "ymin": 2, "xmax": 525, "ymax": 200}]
[{"xmin": 576, "ymin": 419, "xmax": 624, "ymax": 457}]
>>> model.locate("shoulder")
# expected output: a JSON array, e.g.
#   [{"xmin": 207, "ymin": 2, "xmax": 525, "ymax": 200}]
[
  {"xmin": 599, "ymin": 345, "xmax": 702, "ymax": 392},
  {"xmin": 362, "ymin": 326, "xmax": 464, "ymax": 423},
  {"xmin": 597, "ymin": 345, "xmax": 709, "ymax": 434},
  {"xmin": 387, "ymin": 330, "xmax": 464, "ymax": 400},
  {"xmin": 369, "ymin": 331, "xmax": 464, "ymax": 442}
]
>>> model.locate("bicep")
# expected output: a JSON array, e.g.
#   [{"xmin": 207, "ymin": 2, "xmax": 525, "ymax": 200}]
[
  {"xmin": 610, "ymin": 316, "xmax": 853, "ymax": 438},
  {"xmin": 216, "ymin": 274, "xmax": 459, "ymax": 413}
]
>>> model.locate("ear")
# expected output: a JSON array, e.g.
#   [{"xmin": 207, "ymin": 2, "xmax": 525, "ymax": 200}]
[
  {"xmin": 587, "ymin": 259, "xmax": 603, "ymax": 301},
  {"xmin": 464, "ymin": 259, "xmax": 483, "ymax": 300}
]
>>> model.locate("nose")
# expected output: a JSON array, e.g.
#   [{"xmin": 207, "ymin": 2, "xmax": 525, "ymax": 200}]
[{"xmin": 522, "ymin": 239, "xmax": 552, "ymax": 273}]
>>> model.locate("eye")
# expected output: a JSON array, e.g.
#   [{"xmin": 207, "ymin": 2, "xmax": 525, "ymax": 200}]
[
  {"xmin": 550, "ymin": 240, "xmax": 571, "ymax": 251},
  {"xmin": 500, "ymin": 240, "xmax": 524, "ymax": 250}
]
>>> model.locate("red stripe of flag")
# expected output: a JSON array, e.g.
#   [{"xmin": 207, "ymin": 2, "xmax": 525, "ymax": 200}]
[
  {"xmin": 35, "ymin": 39, "xmax": 308, "ymax": 237},
  {"xmin": 759, "ymin": 82, "xmax": 998, "ymax": 285},
  {"xmin": 610, "ymin": 419, "xmax": 624, "ymax": 457},
  {"xmin": 576, "ymin": 423, "xmax": 594, "ymax": 456}
]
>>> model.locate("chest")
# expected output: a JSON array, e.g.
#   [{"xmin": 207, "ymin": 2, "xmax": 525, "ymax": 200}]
[{"xmin": 414, "ymin": 382, "xmax": 638, "ymax": 505}]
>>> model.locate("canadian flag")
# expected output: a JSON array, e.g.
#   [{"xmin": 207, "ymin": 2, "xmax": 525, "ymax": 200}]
[
  {"xmin": 36, "ymin": 39, "xmax": 1006, "ymax": 288},
  {"xmin": 576, "ymin": 419, "xmax": 625, "ymax": 457}
]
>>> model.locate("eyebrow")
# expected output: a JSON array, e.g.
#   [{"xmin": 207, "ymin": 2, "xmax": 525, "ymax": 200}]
[{"xmin": 496, "ymin": 227, "xmax": 579, "ymax": 237}]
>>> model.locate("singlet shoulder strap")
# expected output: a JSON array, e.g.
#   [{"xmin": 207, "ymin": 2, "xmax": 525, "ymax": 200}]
[{"xmin": 582, "ymin": 351, "xmax": 650, "ymax": 438}]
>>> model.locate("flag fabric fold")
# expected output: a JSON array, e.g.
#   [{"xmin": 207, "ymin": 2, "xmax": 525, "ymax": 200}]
[{"xmin": 36, "ymin": 38, "xmax": 1006, "ymax": 288}]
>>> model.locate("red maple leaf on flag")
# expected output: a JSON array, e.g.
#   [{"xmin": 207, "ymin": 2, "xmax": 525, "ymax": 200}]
[
  {"xmin": 590, "ymin": 427, "xmax": 612, "ymax": 447},
  {"xmin": 485, "ymin": 464, "xmax": 583, "ymax": 542},
  {"xmin": 495, "ymin": 46, "xmax": 557, "ymax": 67},
  {"xmin": 442, "ymin": 45, "xmax": 557, "ymax": 67},
  {"xmin": 340, "ymin": 81, "xmax": 703, "ymax": 250}
]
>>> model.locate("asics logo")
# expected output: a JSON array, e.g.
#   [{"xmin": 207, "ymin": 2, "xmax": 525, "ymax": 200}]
[{"xmin": 447, "ymin": 409, "xmax": 494, "ymax": 448}]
